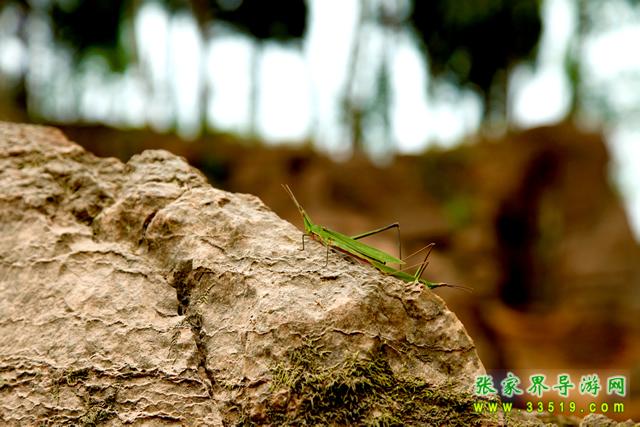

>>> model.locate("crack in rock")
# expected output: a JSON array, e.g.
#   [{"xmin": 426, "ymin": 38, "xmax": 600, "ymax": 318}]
[{"xmin": 168, "ymin": 259, "xmax": 219, "ymax": 399}]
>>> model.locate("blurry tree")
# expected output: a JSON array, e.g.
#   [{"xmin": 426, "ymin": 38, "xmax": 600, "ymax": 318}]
[
  {"xmin": 343, "ymin": 0, "xmax": 542, "ymax": 153},
  {"xmin": 564, "ymin": 0, "xmax": 640, "ymax": 119},
  {"xmin": 343, "ymin": 0, "xmax": 407, "ymax": 155},
  {"xmin": 206, "ymin": 0, "xmax": 307, "ymax": 135},
  {"xmin": 2, "ymin": 0, "xmax": 640, "ymax": 150},
  {"xmin": 1, "ymin": 0, "xmax": 135, "ymax": 119},
  {"xmin": 168, "ymin": 0, "xmax": 307, "ymax": 134},
  {"xmin": 50, "ymin": 0, "xmax": 132, "ymax": 71},
  {"xmin": 410, "ymin": 0, "xmax": 542, "ymax": 124},
  {"xmin": 2, "ymin": 0, "xmax": 132, "ymax": 69},
  {"xmin": 0, "ymin": 0, "xmax": 307, "ymax": 133}
]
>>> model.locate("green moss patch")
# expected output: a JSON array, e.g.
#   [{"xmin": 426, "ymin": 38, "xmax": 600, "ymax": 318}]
[{"xmin": 241, "ymin": 340, "xmax": 487, "ymax": 426}]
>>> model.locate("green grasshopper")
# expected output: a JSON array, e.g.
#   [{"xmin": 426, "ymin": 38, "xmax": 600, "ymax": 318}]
[
  {"xmin": 283, "ymin": 184, "xmax": 454, "ymax": 290},
  {"xmin": 283, "ymin": 184, "xmax": 403, "ymax": 267}
]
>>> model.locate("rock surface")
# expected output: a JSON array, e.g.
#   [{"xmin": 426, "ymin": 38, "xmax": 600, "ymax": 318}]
[
  {"xmin": 579, "ymin": 414, "xmax": 640, "ymax": 427},
  {"xmin": 0, "ymin": 122, "xmax": 486, "ymax": 425}
]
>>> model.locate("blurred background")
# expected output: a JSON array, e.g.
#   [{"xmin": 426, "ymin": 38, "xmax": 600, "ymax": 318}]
[{"xmin": 1, "ymin": 0, "xmax": 639, "ymax": 419}]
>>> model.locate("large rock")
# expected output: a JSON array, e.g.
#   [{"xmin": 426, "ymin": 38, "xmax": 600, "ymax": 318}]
[{"xmin": 0, "ymin": 122, "xmax": 486, "ymax": 425}]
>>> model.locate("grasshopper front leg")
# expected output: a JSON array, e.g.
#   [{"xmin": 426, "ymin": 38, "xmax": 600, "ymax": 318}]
[{"xmin": 324, "ymin": 238, "xmax": 332, "ymax": 267}]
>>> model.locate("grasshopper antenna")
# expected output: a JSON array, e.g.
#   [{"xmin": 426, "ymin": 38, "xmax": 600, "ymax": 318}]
[{"xmin": 411, "ymin": 244, "xmax": 473, "ymax": 292}]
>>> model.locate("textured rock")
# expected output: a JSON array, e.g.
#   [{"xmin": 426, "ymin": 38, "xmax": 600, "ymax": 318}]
[
  {"xmin": 0, "ymin": 122, "xmax": 484, "ymax": 425},
  {"xmin": 579, "ymin": 414, "xmax": 639, "ymax": 427}
]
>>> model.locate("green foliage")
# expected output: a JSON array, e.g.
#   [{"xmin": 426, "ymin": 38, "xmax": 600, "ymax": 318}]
[
  {"xmin": 1, "ymin": 0, "xmax": 307, "ymax": 74},
  {"xmin": 420, "ymin": 147, "xmax": 475, "ymax": 228},
  {"xmin": 2, "ymin": 0, "xmax": 132, "ymax": 72},
  {"xmin": 444, "ymin": 195, "xmax": 474, "ymax": 229},
  {"xmin": 51, "ymin": 0, "xmax": 130, "ymax": 71},
  {"xmin": 209, "ymin": 0, "xmax": 307, "ymax": 42},
  {"xmin": 410, "ymin": 0, "xmax": 542, "ymax": 114}
]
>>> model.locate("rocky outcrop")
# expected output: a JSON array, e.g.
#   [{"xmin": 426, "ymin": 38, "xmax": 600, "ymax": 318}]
[{"xmin": 0, "ymin": 122, "xmax": 485, "ymax": 425}]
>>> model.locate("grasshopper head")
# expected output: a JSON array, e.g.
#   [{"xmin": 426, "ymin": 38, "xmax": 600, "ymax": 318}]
[{"xmin": 282, "ymin": 184, "xmax": 313, "ymax": 233}]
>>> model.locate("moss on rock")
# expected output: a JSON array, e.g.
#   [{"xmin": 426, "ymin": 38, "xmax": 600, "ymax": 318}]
[{"xmin": 238, "ymin": 340, "xmax": 489, "ymax": 426}]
